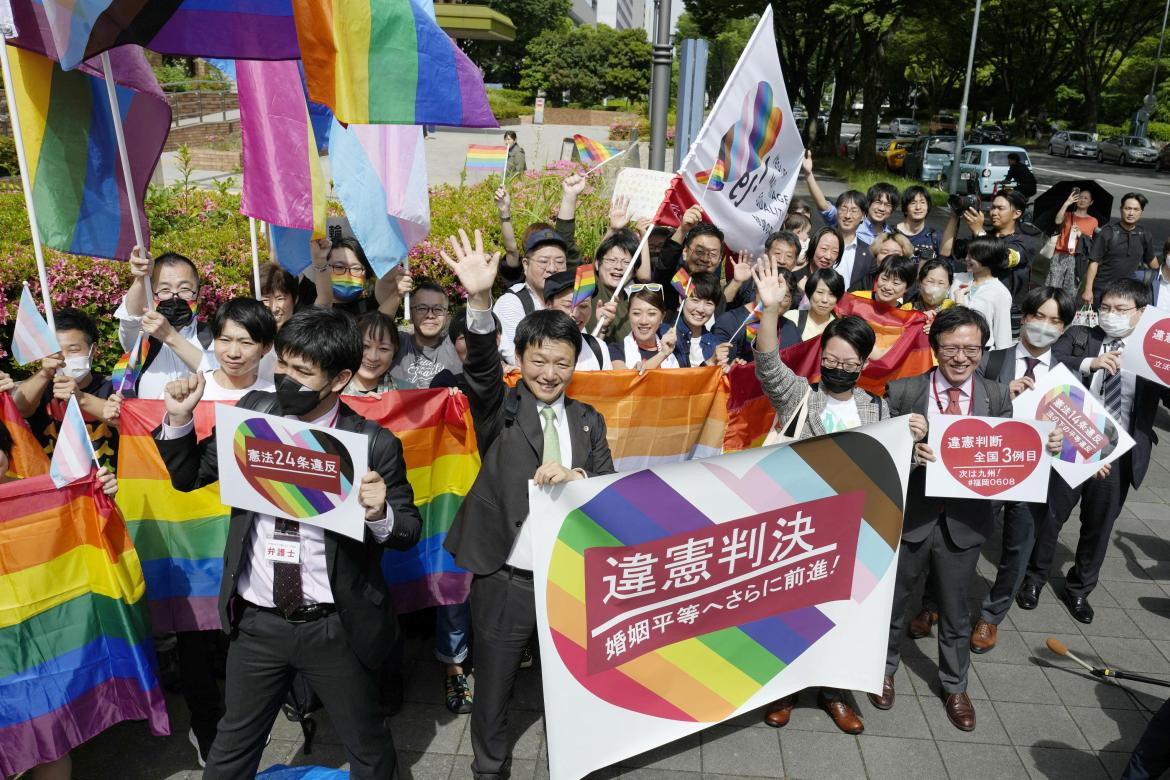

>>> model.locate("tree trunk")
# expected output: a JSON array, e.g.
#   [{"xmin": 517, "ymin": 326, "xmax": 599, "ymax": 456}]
[
  {"xmin": 854, "ymin": 53, "xmax": 886, "ymax": 169},
  {"xmin": 824, "ymin": 70, "xmax": 852, "ymax": 156}
]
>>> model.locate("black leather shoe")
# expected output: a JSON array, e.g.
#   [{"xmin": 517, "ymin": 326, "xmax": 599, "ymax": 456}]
[
  {"xmin": 1059, "ymin": 588, "xmax": 1094, "ymax": 624},
  {"xmin": 1016, "ymin": 582, "xmax": 1041, "ymax": 610}
]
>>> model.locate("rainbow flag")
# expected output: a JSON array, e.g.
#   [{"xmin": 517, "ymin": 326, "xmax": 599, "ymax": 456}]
[
  {"xmin": 293, "ymin": 0, "xmax": 497, "ymax": 127},
  {"xmin": 743, "ymin": 301, "xmax": 764, "ymax": 342},
  {"xmin": 670, "ymin": 267, "xmax": 693, "ymax": 299},
  {"xmin": 116, "ymin": 400, "xmax": 231, "ymax": 631},
  {"xmin": 4, "ymin": 30, "xmax": 169, "ymax": 260},
  {"xmin": 111, "ymin": 335, "xmax": 151, "ymax": 396},
  {"xmin": 832, "ymin": 294, "xmax": 934, "ymax": 394},
  {"xmin": 571, "ymin": 264, "xmax": 597, "ymax": 307},
  {"xmin": 694, "ymin": 159, "xmax": 727, "ymax": 191},
  {"xmin": 343, "ymin": 390, "xmax": 480, "ymax": 611},
  {"xmin": 573, "ymin": 133, "xmax": 621, "ymax": 167},
  {"xmin": 238, "ymin": 59, "xmax": 327, "ymax": 244},
  {"xmin": 11, "ymin": 282, "xmax": 60, "ymax": 365},
  {"xmin": 0, "ymin": 393, "xmax": 50, "ymax": 478},
  {"xmin": 465, "ymin": 144, "xmax": 508, "ymax": 171},
  {"xmin": 722, "ymin": 362, "xmax": 776, "ymax": 451},
  {"xmin": 0, "ymin": 472, "xmax": 170, "ymax": 777}
]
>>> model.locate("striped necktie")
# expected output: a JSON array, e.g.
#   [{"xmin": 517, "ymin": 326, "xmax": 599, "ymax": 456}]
[{"xmin": 1101, "ymin": 340, "xmax": 1126, "ymax": 419}]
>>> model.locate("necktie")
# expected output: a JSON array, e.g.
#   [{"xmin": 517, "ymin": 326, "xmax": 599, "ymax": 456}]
[
  {"xmin": 541, "ymin": 406, "xmax": 561, "ymax": 465},
  {"xmin": 271, "ymin": 516, "xmax": 303, "ymax": 616},
  {"xmin": 1102, "ymin": 340, "xmax": 1126, "ymax": 419},
  {"xmin": 944, "ymin": 387, "xmax": 962, "ymax": 415},
  {"xmin": 1023, "ymin": 357, "xmax": 1040, "ymax": 381}
]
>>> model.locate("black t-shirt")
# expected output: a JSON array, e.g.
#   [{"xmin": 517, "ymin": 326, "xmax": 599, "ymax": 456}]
[
  {"xmin": 1006, "ymin": 163, "xmax": 1036, "ymax": 197},
  {"xmin": 27, "ymin": 373, "xmax": 119, "ymax": 463},
  {"xmin": 1089, "ymin": 222, "xmax": 1157, "ymax": 291}
]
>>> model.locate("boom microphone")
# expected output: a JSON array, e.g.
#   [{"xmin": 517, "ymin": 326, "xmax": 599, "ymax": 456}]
[{"xmin": 1046, "ymin": 637, "xmax": 1170, "ymax": 688}]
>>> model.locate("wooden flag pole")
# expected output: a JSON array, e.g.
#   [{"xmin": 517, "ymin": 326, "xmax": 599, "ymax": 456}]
[{"xmin": 0, "ymin": 42, "xmax": 55, "ymax": 331}]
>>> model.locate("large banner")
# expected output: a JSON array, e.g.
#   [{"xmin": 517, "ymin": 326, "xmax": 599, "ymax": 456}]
[{"xmin": 531, "ymin": 419, "xmax": 914, "ymax": 778}]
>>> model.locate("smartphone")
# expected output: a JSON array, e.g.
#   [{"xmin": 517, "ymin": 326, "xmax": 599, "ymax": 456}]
[{"xmin": 328, "ymin": 223, "xmax": 342, "ymax": 242}]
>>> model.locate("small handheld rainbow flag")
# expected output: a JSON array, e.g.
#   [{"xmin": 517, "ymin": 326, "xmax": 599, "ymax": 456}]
[
  {"xmin": 571, "ymin": 265, "xmax": 598, "ymax": 307},
  {"xmin": 671, "ymin": 267, "xmax": 693, "ymax": 299},
  {"xmin": 465, "ymin": 144, "xmax": 507, "ymax": 171},
  {"xmin": 11, "ymin": 283, "xmax": 60, "ymax": 365},
  {"xmin": 573, "ymin": 134, "xmax": 621, "ymax": 167},
  {"xmin": 694, "ymin": 159, "xmax": 728, "ymax": 192},
  {"xmin": 112, "ymin": 336, "xmax": 152, "ymax": 395},
  {"xmin": 743, "ymin": 301, "xmax": 764, "ymax": 342}
]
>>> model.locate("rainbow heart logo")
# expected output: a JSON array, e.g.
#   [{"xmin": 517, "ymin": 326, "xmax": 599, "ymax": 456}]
[{"xmin": 232, "ymin": 416, "xmax": 355, "ymax": 518}]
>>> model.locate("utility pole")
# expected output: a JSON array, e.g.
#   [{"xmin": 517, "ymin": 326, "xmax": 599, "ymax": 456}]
[
  {"xmin": 948, "ymin": 0, "xmax": 982, "ymax": 195},
  {"xmin": 648, "ymin": 0, "xmax": 673, "ymax": 170}
]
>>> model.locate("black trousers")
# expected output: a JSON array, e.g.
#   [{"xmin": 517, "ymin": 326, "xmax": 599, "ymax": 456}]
[
  {"xmin": 886, "ymin": 521, "xmax": 982, "ymax": 694},
  {"xmin": 203, "ymin": 606, "xmax": 397, "ymax": 780},
  {"xmin": 979, "ymin": 501, "xmax": 1036, "ymax": 624},
  {"xmin": 177, "ymin": 629, "xmax": 224, "ymax": 747},
  {"xmin": 469, "ymin": 569, "xmax": 536, "ymax": 780},
  {"xmin": 1025, "ymin": 460, "xmax": 1127, "ymax": 598},
  {"xmin": 1122, "ymin": 695, "xmax": 1170, "ymax": 779}
]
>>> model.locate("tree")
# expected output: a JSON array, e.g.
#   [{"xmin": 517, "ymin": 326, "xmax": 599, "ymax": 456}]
[
  {"xmin": 519, "ymin": 24, "xmax": 651, "ymax": 106},
  {"xmin": 600, "ymin": 27, "xmax": 654, "ymax": 103},
  {"xmin": 464, "ymin": 0, "xmax": 573, "ymax": 88}
]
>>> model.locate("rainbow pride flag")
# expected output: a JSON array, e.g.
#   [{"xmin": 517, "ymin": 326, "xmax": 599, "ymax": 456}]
[
  {"xmin": 5, "ymin": 26, "xmax": 169, "ymax": 260},
  {"xmin": 573, "ymin": 133, "xmax": 621, "ymax": 167},
  {"xmin": 293, "ymin": 0, "xmax": 497, "ymax": 127},
  {"xmin": 694, "ymin": 159, "xmax": 727, "ymax": 191},
  {"xmin": 0, "ymin": 472, "xmax": 169, "ymax": 777},
  {"xmin": 465, "ymin": 144, "xmax": 508, "ymax": 171},
  {"xmin": 111, "ymin": 335, "xmax": 152, "ymax": 396},
  {"xmin": 571, "ymin": 264, "xmax": 597, "ymax": 307},
  {"xmin": 0, "ymin": 393, "xmax": 50, "ymax": 478},
  {"xmin": 670, "ymin": 267, "xmax": 693, "ymax": 299},
  {"xmin": 343, "ymin": 390, "xmax": 480, "ymax": 611}
]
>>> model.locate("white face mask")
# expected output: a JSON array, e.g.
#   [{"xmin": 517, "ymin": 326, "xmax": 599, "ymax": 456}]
[
  {"xmin": 919, "ymin": 283, "xmax": 948, "ymax": 305},
  {"xmin": 1099, "ymin": 312, "xmax": 1136, "ymax": 339},
  {"xmin": 63, "ymin": 354, "xmax": 92, "ymax": 380},
  {"xmin": 1023, "ymin": 321, "xmax": 1062, "ymax": 349}
]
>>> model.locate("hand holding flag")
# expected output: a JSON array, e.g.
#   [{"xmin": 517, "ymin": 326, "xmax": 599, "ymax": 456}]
[{"xmin": 571, "ymin": 265, "xmax": 598, "ymax": 307}]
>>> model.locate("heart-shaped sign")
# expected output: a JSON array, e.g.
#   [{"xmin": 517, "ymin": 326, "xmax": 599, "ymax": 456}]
[
  {"xmin": 939, "ymin": 418, "xmax": 1043, "ymax": 496},
  {"xmin": 1141, "ymin": 316, "xmax": 1170, "ymax": 385},
  {"xmin": 545, "ymin": 431, "xmax": 903, "ymax": 723},
  {"xmin": 232, "ymin": 416, "xmax": 355, "ymax": 518}
]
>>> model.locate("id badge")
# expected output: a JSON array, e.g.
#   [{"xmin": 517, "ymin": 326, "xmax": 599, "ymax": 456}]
[{"xmin": 265, "ymin": 533, "xmax": 301, "ymax": 564}]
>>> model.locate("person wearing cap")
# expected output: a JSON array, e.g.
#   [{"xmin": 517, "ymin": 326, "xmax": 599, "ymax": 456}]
[
  {"xmin": 493, "ymin": 228, "xmax": 568, "ymax": 367},
  {"xmin": 544, "ymin": 270, "xmax": 613, "ymax": 371}
]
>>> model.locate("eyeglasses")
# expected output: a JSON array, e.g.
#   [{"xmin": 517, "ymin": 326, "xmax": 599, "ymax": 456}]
[
  {"xmin": 601, "ymin": 254, "xmax": 632, "ymax": 267},
  {"xmin": 527, "ymin": 254, "xmax": 566, "ymax": 269},
  {"xmin": 329, "ymin": 263, "xmax": 366, "ymax": 276},
  {"xmin": 821, "ymin": 356, "xmax": 863, "ymax": 372},
  {"xmin": 156, "ymin": 288, "xmax": 198, "ymax": 301},
  {"xmin": 626, "ymin": 283, "xmax": 663, "ymax": 294},
  {"xmin": 1098, "ymin": 305, "xmax": 1137, "ymax": 315},
  {"xmin": 936, "ymin": 345, "xmax": 983, "ymax": 358},
  {"xmin": 411, "ymin": 304, "xmax": 449, "ymax": 318},
  {"xmin": 687, "ymin": 248, "xmax": 720, "ymax": 261},
  {"xmin": 837, "ymin": 205, "xmax": 864, "ymax": 216}
]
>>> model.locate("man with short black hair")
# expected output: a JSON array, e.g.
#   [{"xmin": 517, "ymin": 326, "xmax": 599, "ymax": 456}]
[
  {"xmin": 494, "ymin": 229, "xmax": 568, "ymax": 366},
  {"xmin": 440, "ymin": 229, "xmax": 614, "ymax": 780},
  {"xmin": 543, "ymin": 269, "xmax": 612, "ymax": 370},
  {"xmin": 1083, "ymin": 193, "xmax": 1159, "ymax": 306},
  {"xmin": 154, "ymin": 307, "xmax": 421, "ymax": 779},
  {"xmin": 391, "ymin": 279, "xmax": 462, "ymax": 389},
  {"xmin": 652, "ymin": 205, "xmax": 727, "ymax": 313}
]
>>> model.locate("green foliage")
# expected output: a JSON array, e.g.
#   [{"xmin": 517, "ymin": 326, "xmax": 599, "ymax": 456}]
[
  {"xmin": 0, "ymin": 137, "xmax": 18, "ymax": 178},
  {"xmin": 488, "ymin": 87, "xmax": 535, "ymax": 119},
  {"xmin": 464, "ymin": 0, "xmax": 573, "ymax": 88},
  {"xmin": 520, "ymin": 23, "xmax": 652, "ymax": 106}
]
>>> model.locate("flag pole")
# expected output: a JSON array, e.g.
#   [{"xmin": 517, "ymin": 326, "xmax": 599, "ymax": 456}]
[
  {"xmin": 0, "ymin": 43, "xmax": 55, "ymax": 331},
  {"xmin": 672, "ymin": 278, "xmax": 693, "ymax": 329},
  {"xmin": 591, "ymin": 227, "xmax": 652, "ymax": 338},
  {"xmin": 100, "ymin": 50, "xmax": 152, "ymax": 304},
  {"xmin": 249, "ymin": 217, "xmax": 262, "ymax": 297},
  {"xmin": 583, "ymin": 147, "xmax": 631, "ymax": 177}
]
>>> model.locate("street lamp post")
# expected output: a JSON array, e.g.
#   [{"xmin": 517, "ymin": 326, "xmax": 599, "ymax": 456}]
[
  {"xmin": 949, "ymin": 0, "xmax": 982, "ymax": 195},
  {"xmin": 1139, "ymin": 0, "xmax": 1170, "ymax": 137},
  {"xmin": 649, "ymin": 0, "xmax": 673, "ymax": 171}
]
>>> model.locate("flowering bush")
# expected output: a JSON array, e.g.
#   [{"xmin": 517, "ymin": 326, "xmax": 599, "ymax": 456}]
[{"xmin": 0, "ymin": 159, "xmax": 614, "ymax": 375}]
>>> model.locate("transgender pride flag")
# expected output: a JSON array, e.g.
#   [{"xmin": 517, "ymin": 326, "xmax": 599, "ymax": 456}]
[
  {"xmin": 49, "ymin": 395, "xmax": 96, "ymax": 487},
  {"xmin": 11, "ymin": 283, "xmax": 60, "ymax": 365}
]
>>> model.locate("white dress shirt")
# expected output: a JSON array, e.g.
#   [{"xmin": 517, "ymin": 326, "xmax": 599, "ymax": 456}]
[
  {"xmin": 1013, "ymin": 343, "xmax": 1052, "ymax": 382},
  {"xmin": 493, "ymin": 282, "xmax": 545, "ymax": 367},
  {"xmin": 159, "ymin": 400, "xmax": 394, "ymax": 608},
  {"xmin": 575, "ymin": 332, "xmax": 613, "ymax": 372},
  {"xmin": 928, "ymin": 370, "xmax": 974, "ymax": 422},
  {"xmin": 198, "ymin": 370, "xmax": 275, "ymax": 401},
  {"xmin": 837, "ymin": 238, "xmax": 859, "ymax": 287},
  {"xmin": 115, "ymin": 298, "xmax": 218, "ymax": 400},
  {"xmin": 1080, "ymin": 336, "xmax": 1137, "ymax": 430}
]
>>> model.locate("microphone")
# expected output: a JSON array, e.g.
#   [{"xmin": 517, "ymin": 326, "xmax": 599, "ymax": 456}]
[
  {"xmin": 1046, "ymin": 637, "xmax": 1170, "ymax": 688},
  {"xmin": 1046, "ymin": 638, "xmax": 1096, "ymax": 673}
]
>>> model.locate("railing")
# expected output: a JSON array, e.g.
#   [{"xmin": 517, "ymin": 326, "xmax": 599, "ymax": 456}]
[{"xmin": 160, "ymin": 80, "xmax": 238, "ymax": 126}]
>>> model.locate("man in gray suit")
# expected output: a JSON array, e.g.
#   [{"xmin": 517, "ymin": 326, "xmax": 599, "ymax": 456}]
[{"xmin": 871, "ymin": 306, "xmax": 1014, "ymax": 732}]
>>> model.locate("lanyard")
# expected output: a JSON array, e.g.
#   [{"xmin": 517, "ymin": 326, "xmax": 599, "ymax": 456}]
[{"xmin": 932, "ymin": 376, "xmax": 972, "ymax": 414}]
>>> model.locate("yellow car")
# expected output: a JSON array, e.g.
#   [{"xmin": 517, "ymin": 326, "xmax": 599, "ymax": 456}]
[{"xmin": 886, "ymin": 138, "xmax": 914, "ymax": 171}]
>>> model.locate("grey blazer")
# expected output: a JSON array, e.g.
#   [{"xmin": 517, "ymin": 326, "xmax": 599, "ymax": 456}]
[{"xmin": 753, "ymin": 345, "xmax": 888, "ymax": 440}]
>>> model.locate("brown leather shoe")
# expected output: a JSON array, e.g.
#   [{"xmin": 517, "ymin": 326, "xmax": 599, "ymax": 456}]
[
  {"xmin": 819, "ymin": 691, "xmax": 864, "ymax": 734},
  {"xmin": 970, "ymin": 619, "xmax": 997, "ymax": 654},
  {"xmin": 944, "ymin": 692, "xmax": 976, "ymax": 731},
  {"xmin": 867, "ymin": 675, "xmax": 895, "ymax": 710},
  {"xmin": 908, "ymin": 608, "xmax": 938, "ymax": 638},
  {"xmin": 763, "ymin": 693, "xmax": 798, "ymax": 727}
]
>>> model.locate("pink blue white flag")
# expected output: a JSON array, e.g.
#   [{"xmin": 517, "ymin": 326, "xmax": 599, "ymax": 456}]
[
  {"xmin": 49, "ymin": 395, "xmax": 96, "ymax": 487},
  {"xmin": 11, "ymin": 283, "xmax": 60, "ymax": 365}
]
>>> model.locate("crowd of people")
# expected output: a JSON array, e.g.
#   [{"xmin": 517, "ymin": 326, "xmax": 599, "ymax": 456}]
[{"xmin": 4, "ymin": 147, "xmax": 1170, "ymax": 780}]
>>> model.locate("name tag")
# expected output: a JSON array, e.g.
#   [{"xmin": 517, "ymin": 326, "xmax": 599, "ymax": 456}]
[{"xmin": 265, "ymin": 534, "xmax": 301, "ymax": 564}]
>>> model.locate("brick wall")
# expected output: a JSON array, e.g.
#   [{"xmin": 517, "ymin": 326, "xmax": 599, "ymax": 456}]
[
  {"xmin": 168, "ymin": 91, "xmax": 239, "ymax": 122},
  {"xmin": 164, "ymin": 120, "xmax": 239, "ymax": 152},
  {"xmin": 525, "ymin": 108, "xmax": 639, "ymax": 126}
]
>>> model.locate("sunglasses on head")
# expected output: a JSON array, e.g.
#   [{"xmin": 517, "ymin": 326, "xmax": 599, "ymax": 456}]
[{"xmin": 625, "ymin": 283, "xmax": 663, "ymax": 295}]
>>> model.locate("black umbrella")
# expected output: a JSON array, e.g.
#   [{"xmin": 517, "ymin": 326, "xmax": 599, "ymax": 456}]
[{"xmin": 1033, "ymin": 180, "xmax": 1113, "ymax": 233}]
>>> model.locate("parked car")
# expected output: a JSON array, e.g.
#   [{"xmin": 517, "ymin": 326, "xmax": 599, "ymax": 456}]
[
  {"xmin": 1098, "ymin": 135, "xmax": 1158, "ymax": 166},
  {"xmin": 903, "ymin": 135, "xmax": 956, "ymax": 183},
  {"xmin": 889, "ymin": 117, "xmax": 920, "ymax": 136},
  {"xmin": 1048, "ymin": 130, "xmax": 1099, "ymax": 158},
  {"xmin": 970, "ymin": 123, "xmax": 1008, "ymax": 144},
  {"xmin": 951, "ymin": 144, "xmax": 1032, "ymax": 196},
  {"xmin": 845, "ymin": 129, "xmax": 896, "ymax": 158},
  {"xmin": 886, "ymin": 138, "xmax": 914, "ymax": 171},
  {"xmin": 929, "ymin": 113, "xmax": 957, "ymax": 134}
]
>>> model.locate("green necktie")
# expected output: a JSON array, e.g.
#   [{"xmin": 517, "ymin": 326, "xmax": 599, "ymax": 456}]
[{"xmin": 541, "ymin": 406, "xmax": 561, "ymax": 465}]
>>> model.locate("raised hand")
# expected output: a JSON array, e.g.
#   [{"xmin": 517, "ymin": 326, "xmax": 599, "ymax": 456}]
[
  {"xmin": 163, "ymin": 371, "xmax": 206, "ymax": 427},
  {"xmin": 730, "ymin": 250, "xmax": 755, "ymax": 283},
  {"xmin": 801, "ymin": 150, "xmax": 814, "ymax": 177},
  {"xmin": 439, "ymin": 228, "xmax": 500, "ymax": 302},
  {"xmin": 51, "ymin": 374, "xmax": 78, "ymax": 401},
  {"xmin": 141, "ymin": 309, "xmax": 176, "ymax": 343},
  {"xmin": 609, "ymin": 195, "xmax": 632, "ymax": 230},
  {"xmin": 562, "ymin": 173, "xmax": 587, "ymax": 198},
  {"xmin": 494, "ymin": 186, "xmax": 511, "ymax": 216},
  {"xmin": 750, "ymin": 257, "xmax": 788, "ymax": 311},
  {"xmin": 38, "ymin": 353, "xmax": 64, "ymax": 380},
  {"xmin": 681, "ymin": 204, "xmax": 703, "ymax": 231},
  {"xmin": 129, "ymin": 246, "xmax": 153, "ymax": 279},
  {"xmin": 660, "ymin": 328, "xmax": 678, "ymax": 353},
  {"xmin": 310, "ymin": 237, "xmax": 332, "ymax": 271},
  {"xmin": 0, "ymin": 370, "xmax": 14, "ymax": 394}
]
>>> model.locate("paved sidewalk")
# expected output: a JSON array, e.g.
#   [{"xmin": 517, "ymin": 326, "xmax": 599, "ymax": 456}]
[{"xmin": 70, "ymin": 407, "xmax": 1170, "ymax": 779}]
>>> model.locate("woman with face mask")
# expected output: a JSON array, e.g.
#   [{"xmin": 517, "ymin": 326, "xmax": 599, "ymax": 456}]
[
  {"xmin": 911, "ymin": 259, "xmax": 955, "ymax": 314},
  {"xmin": 750, "ymin": 256, "xmax": 890, "ymax": 735},
  {"xmin": 310, "ymin": 234, "xmax": 408, "ymax": 318}
]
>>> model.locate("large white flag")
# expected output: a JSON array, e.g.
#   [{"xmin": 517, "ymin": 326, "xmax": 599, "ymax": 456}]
[{"xmin": 655, "ymin": 6, "xmax": 804, "ymax": 255}]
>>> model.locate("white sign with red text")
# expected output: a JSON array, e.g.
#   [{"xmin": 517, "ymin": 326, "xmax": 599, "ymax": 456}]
[
  {"xmin": 1120, "ymin": 306, "xmax": 1170, "ymax": 387},
  {"xmin": 925, "ymin": 415, "xmax": 1054, "ymax": 502}
]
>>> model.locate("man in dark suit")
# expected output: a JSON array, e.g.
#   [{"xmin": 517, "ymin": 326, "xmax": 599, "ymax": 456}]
[
  {"xmin": 154, "ymin": 308, "xmax": 421, "ymax": 779},
  {"xmin": 874, "ymin": 307, "xmax": 1014, "ymax": 732},
  {"xmin": 439, "ymin": 229, "xmax": 615, "ymax": 780},
  {"xmin": 1020, "ymin": 277, "xmax": 1162, "ymax": 623},
  {"xmin": 964, "ymin": 287, "xmax": 1076, "ymax": 653}
]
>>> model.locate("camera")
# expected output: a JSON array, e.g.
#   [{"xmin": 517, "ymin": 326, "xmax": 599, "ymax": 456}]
[
  {"xmin": 913, "ymin": 244, "xmax": 937, "ymax": 262},
  {"xmin": 948, "ymin": 192, "xmax": 981, "ymax": 213}
]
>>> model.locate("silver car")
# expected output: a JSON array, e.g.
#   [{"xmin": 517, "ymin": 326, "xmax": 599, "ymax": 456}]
[
  {"xmin": 1048, "ymin": 130, "xmax": 1099, "ymax": 158},
  {"xmin": 846, "ymin": 129, "xmax": 896, "ymax": 158},
  {"xmin": 903, "ymin": 135, "xmax": 955, "ymax": 182},
  {"xmin": 1098, "ymin": 135, "xmax": 1158, "ymax": 166},
  {"xmin": 953, "ymin": 144, "xmax": 1032, "ymax": 196},
  {"xmin": 889, "ymin": 117, "xmax": 920, "ymax": 136}
]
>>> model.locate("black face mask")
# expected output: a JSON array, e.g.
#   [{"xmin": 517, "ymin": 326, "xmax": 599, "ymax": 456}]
[
  {"xmin": 819, "ymin": 366, "xmax": 862, "ymax": 394},
  {"xmin": 155, "ymin": 297, "xmax": 195, "ymax": 329},
  {"xmin": 275, "ymin": 373, "xmax": 329, "ymax": 417}
]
